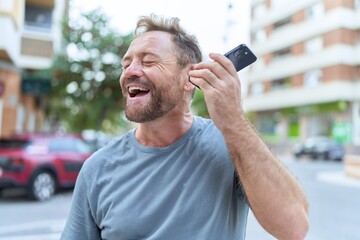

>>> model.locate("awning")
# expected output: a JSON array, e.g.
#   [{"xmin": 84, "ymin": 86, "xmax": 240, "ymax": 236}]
[{"xmin": 21, "ymin": 76, "xmax": 51, "ymax": 96}]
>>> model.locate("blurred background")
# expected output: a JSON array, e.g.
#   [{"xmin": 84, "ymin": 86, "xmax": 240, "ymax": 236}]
[{"xmin": 0, "ymin": 0, "xmax": 360, "ymax": 239}]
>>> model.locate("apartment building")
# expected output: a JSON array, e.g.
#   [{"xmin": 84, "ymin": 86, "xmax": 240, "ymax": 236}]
[
  {"xmin": 0, "ymin": 0, "xmax": 66, "ymax": 137},
  {"xmin": 246, "ymin": 0, "xmax": 360, "ymax": 148}
]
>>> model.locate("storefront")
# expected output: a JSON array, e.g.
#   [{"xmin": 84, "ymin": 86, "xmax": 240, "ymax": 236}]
[{"xmin": 252, "ymin": 100, "xmax": 358, "ymax": 148}]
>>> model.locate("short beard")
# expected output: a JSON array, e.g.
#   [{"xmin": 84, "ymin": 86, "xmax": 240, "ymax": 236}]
[{"xmin": 124, "ymin": 78, "xmax": 181, "ymax": 123}]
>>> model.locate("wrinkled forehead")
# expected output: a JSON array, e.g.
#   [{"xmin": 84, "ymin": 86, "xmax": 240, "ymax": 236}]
[{"xmin": 124, "ymin": 31, "xmax": 175, "ymax": 59}]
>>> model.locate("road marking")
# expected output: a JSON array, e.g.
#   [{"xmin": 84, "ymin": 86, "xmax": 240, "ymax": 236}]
[
  {"xmin": 317, "ymin": 171, "xmax": 360, "ymax": 188},
  {"xmin": 0, "ymin": 219, "xmax": 66, "ymax": 239},
  {"xmin": 0, "ymin": 233, "xmax": 60, "ymax": 240}
]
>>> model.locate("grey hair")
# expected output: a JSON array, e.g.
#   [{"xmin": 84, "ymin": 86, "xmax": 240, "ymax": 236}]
[{"xmin": 135, "ymin": 14, "xmax": 202, "ymax": 68}]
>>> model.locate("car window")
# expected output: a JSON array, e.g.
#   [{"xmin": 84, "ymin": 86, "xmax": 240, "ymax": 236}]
[
  {"xmin": 75, "ymin": 140, "xmax": 93, "ymax": 153},
  {"xmin": 48, "ymin": 138, "xmax": 92, "ymax": 153},
  {"xmin": 49, "ymin": 138, "xmax": 77, "ymax": 152},
  {"xmin": 0, "ymin": 139, "xmax": 30, "ymax": 149}
]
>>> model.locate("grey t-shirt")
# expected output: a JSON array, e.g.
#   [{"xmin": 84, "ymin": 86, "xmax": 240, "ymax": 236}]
[{"xmin": 61, "ymin": 116, "xmax": 249, "ymax": 240}]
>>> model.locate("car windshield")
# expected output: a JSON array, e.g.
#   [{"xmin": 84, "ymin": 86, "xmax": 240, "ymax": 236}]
[{"xmin": 0, "ymin": 139, "xmax": 30, "ymax": 149}]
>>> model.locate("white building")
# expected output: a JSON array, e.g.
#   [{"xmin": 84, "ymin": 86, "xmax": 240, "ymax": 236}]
[
  {"xmin": 246, "ymin": 0, "xmax": 360, "ymax": 150},
  {"xmin": 0, "ymin": 0, "xmax": 67, "ymax": 137}
]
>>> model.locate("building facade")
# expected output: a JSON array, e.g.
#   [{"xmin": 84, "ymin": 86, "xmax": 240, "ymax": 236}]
[
  {"xmin": 246, "ymin": 0, "xmax": 360, "ymax": 151},
  {"xmin": 0, "ymin": 0, "xmax": 66, "ymax": 137}
]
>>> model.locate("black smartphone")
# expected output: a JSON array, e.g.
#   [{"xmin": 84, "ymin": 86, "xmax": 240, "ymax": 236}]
[{"xmin": 224, "ymin": 43, "xmax": 257, "ymax": 72}]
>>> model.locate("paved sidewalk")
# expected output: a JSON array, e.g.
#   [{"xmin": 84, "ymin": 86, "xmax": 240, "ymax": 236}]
[
  {"xmin": 277, "ymin": 154, "xmax": 360, "ymax": 188},
  {"xmin": 317, "ymin": 171, "xmax": 360, "ymax": 188}
]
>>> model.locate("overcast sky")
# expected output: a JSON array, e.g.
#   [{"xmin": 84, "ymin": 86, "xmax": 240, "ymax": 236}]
[{"xmin": 70, "ymin": 0, "xmax": 251, "ymax": 57}]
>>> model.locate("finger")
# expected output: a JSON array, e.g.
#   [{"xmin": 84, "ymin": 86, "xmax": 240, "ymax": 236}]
[
  {"xmin": 188, "ymin": 76, "xmax": 212, "ymax": 91},
  {"xmin": 189, "ymin": 68, "xmax": 221, "ymax": 90},
  {"xmin": 209, "ymin": 53, "xmax": 238, "ymax": 75},
  {"xmin": 192, "ymin": 56, "xmax": 234, "ymax": 83}
]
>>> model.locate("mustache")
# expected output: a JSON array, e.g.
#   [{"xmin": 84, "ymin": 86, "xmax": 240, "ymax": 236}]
[
  {"xmin": 125, "ymin": 78, "xmax": 151, "ymax": 86},
  {"xmin": 122, "ymin": 78, "xmax": 155, "ymax": 93}
]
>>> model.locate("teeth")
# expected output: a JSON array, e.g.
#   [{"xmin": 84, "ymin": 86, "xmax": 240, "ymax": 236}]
[{"xmin": 128, "ymin": 86, "xmax": 148, "ymax": 93}]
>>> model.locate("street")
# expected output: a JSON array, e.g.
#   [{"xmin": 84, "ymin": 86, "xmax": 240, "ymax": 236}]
[{"xmin": 0, "ymin": 157, "xmax": 360, "ymax": 240}]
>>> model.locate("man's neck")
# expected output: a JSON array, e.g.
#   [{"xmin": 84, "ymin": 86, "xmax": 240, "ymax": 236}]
[{"xmin": 135, "ymin": 112, "xmax": 193, "ymax": 147}]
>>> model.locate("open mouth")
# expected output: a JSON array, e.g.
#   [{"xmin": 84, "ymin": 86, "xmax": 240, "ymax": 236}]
[{"xmin": 128, "ymin": 86, "xmax": 150, "ymax": 98}]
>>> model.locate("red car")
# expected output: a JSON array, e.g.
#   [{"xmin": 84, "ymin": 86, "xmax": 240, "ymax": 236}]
[{"xmin": 0, "ymin": 133, "xmax": 94, "ymax": 201}]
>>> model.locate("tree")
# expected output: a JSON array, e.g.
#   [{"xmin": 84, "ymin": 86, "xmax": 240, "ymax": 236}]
[
  {"xmin": 48, "ymin": 9, "xmax": 132, "ymax": 133},
  {"xmin": 191, "ymin": 90, "xmax": 209, "ymax": 118}
]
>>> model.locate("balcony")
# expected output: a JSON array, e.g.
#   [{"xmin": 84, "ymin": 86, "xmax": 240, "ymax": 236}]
[
  {"xmin": 0, "ymin": 10, "xmax": 20, "ymax": 63},
  {"xmin": 21, "ymin": 37, "xmax": 53, "ymax": 58},
  {"xmin": 249, "ymin": 44, "xmax": 360, "ymax": 83},
  {"xmin": 244, "ymin": 81, "xmax": 360, "ymax": 112},
  {"xmin": 18, "ymin": 1, "xmax": 55, "ymax": 69},
  {"xmin": 252, "ymin": 8, "xmax": 360, "ymax": 55},
  {"xmin": 17, "ymin": 34, "xmax": 53, "ymax": 69},
  {"xmin": 26, "ymin": 0, "xmax": 55, "ymax": 9}
]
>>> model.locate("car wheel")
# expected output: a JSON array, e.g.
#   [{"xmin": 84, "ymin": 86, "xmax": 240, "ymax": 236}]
[{"xmin": 28, "ymin": 171, "xmax": 56, "ymax": 201}]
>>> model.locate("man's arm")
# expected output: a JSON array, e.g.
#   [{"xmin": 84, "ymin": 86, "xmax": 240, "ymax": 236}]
[
  {"xmin": 61, "ymin": 170, "xmax": 101, "ymax": 240},
  {"xmin": 189, "ymin": 53, "xmax": 309, "ymax": 240},
  {"xmin": 224, "ymin": 116, "xmax": 308, "ymax": 240}
]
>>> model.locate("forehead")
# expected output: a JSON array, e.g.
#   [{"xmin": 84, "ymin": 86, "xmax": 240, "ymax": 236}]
[{"xmin": 124, "ymin": 31, "xmax": 175, "ymax": 58}]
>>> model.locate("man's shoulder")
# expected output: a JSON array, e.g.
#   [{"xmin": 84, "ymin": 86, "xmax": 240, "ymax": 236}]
[
  {"xmin": 82, "ymin": 130, "xmax": 133, "ymax": 169},
  {"xmin": 193, "ymin": 116, "xmax": 221, "ymax": 135},
  {"xmin": 193, "ymin": 116, "xmax": 215, "ymax": 129}
]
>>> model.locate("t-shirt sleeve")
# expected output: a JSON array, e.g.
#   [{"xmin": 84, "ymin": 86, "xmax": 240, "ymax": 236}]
[{"xmin": 60, "ymin": 169, "xmax": 101, "ymax": 240}]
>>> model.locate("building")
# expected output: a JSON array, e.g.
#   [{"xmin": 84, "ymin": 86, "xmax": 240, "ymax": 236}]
[
  {"xmin": 0, "ymin": 0, "xmax": 66, "ymax": 137},
  {"xmin": 246, "ymin": 0, "xmax": 360, "ymax": 152}
]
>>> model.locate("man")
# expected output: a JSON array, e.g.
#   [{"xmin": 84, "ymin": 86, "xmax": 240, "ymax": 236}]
[{"xmin": 61, "ymin": 14, "xmax": 309, "ymax": 240}]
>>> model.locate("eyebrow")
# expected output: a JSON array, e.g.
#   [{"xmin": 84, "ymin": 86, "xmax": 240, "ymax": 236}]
[{"xmin": 121, "ymin": 51, "xmax": 161, "ymax": 65}]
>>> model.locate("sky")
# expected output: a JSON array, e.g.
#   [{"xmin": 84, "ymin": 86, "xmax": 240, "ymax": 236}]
[{"xmin": 70, "ymin": 0, "xmax": 251, "ymax": 58}]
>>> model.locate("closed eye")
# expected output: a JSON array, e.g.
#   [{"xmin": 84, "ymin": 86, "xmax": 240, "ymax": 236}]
[
  {"xmin": 142, "ymin": 61, "xmax": 155, "ymax": 66},
  {"xmin": 122, "ymin": 65, "xmax": 129, "ymax": 70}
]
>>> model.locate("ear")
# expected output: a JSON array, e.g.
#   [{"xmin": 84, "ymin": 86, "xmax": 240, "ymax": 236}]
[
  {"xmin": 182, "ymin": 64, "xmax": 196, "ymax": 92},
  {"xmin": 184, "ymin": 76, "xmax": 196, "ymax": 92}
]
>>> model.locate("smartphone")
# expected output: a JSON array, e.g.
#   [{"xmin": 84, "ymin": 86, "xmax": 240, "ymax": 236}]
[{"xmin": 224, "ymin": 43, "xmax": 257, "ymax": 72}]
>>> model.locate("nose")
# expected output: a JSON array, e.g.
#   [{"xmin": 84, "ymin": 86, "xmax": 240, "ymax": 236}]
[
  {"xmin": 122, "ymin": 61, "xmax": 143, "ymax": 79},
  {"xmin": 119, "ymin": 60, "xmax": 143, "ymax": 91}
]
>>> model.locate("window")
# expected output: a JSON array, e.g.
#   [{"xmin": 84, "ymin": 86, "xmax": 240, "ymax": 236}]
[
  {"xmin": 24, "ymin": 5, "xmax": 52, "ymax": 32},
  {"xmin": 273, "ymin": 47, "xmax": 291, "ymax": 60},
  {"xmin": 304, "ymin": 69, "xmax": 322, "ymax": 87},
  {"xmin": 305, "ymin": 37, "xmax": 323, "ymax": 53},
  {"xmin": 0, "ymin": 139, "xmax": 29, "ymax": 149},
  {"xmin": 49, "ymin": 138, "xmax": 93, "ymax": 153},
  {"xmin": 307, "ymin": 3, "xmax": 324, "ymax": 20},
  {"xmin": 273, "ymin": 17, "xmax": 292, "ymax": 31},
  {"xmin": 271, "ymin": 77, "xmax": 291, "ymax": 91},
  {"xmin": 259, "ymin": 114, "xmax": 278, "ymax": 135},
  {"xmin": 357, "ymin": 30, "xmax": 360, "ymax": 44}
]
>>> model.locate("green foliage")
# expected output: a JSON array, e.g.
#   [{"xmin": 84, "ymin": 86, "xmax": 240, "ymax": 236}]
[
  {"xmin": 191, "ymin": 90, "xmax": 208, "ymax": 118},
  {"xmin": 48, "ymin": 9, "xmax": 133, "ymax": 132}
]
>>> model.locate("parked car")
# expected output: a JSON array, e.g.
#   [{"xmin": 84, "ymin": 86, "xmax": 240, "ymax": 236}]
[
  {"xmin": 292, "ymin": 136, "xmax": 345, "ymax": 161},
  {"xmin": 0, "ymin": 133, "xmax": 94, "ymax": 201}
]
